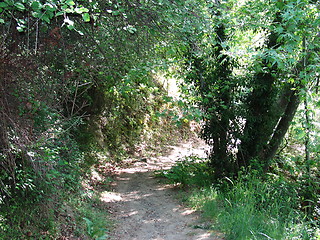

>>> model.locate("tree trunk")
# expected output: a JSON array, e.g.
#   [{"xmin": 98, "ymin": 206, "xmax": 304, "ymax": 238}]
[
  {"xmin": 260, "ymin": 88, "xmax": 301, "ymax": 170},
  {"xmin": 205, "ymin": 23, "xmax": 233, "ymax": 177},
  {"xmin": 236, "ymin": 13, "xmax": 287, "ymax": 171}
]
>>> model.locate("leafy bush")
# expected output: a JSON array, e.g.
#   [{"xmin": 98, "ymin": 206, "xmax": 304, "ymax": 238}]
[{"xmin": 156, "ymin": 156, "xmax": 213, "ymax": 187}]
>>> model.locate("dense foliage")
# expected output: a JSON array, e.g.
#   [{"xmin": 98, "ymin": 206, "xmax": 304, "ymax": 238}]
[
  {"xmin": 183, "ymin": 0, "xmax": 320, "ymax": 176},
  {"xmin": 159, "ymin": 0, "xmax": 320, "ymax": 239},
  {"xmin": 0, "ymin": 0, "xmax": 319, "ymax": 239},
  {"xmin": 0, "ymin": 0, "xmax": 194, "ymax": 238}
]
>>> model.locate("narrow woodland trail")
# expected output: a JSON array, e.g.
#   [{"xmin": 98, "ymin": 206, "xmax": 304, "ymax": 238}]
[{"xmin": 103, "ymin": 139, "xmax": 224, "ymax": 240}]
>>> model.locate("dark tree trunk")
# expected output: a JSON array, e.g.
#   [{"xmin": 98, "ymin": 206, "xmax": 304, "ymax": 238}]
[
  {"xmin": 186, "ymin": 6, "xmax": 233, "ymax": 178},
  {"xmin": 204, "ymin": 23, "xmax": 233, "ymax": 178},
  {"xmin": 261, "ymin": 88, "xmax": 301, "ymax": 170},
  {"xmin": 237, "ymin": 25, "xmax": 310, "ymax": 173},
  {"xmin": 260, "ymin": 37, "xmax": 310, "ymax": 169},
  {"xmin": 236, "ymin": 13, "xmax": 284, "ymax": 171},
  {"xmin": 236, "ymin": 71, "xmax": 278, "ymax": 167}
]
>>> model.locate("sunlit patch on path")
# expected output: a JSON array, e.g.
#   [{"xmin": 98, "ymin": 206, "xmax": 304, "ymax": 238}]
[{"xmin": 107, "ymin": 139, "xmax": 223, "ymax": 240}]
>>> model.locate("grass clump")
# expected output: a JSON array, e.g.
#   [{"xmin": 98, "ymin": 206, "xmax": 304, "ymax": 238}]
[
  {"xmin": 159, "ymin": 158, "xmax": 320, "ymax": 240},
  {"xmin": 212, "ymin": 174, "xmax": 310, "ymax": 240},
  {"xmin": 155, "ymin": 155, "xmax": 213, "ymax": 187}
]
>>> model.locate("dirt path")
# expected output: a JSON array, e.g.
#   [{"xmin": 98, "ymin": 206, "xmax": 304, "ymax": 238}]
[{"xmin": 102, "ymin": 139, "xmax": 223, "ymax": 240}]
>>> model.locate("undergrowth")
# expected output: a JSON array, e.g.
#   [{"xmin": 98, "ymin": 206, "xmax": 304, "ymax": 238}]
[
  {"xmin": 157, "ymin": 157, "xmax": 320, "ymax": 240},
  {"xmin": 155, "ymin": 155, "xmax": 213, "ymax": 187}
]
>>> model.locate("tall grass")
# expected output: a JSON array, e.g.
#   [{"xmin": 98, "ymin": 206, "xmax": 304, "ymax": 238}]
[
  {"xmin": 214, "ymin": 175, "xmax": 311, "ymax": 239},
  {"xmin": 158, "ymin": 159, "xmax": 320, "ymax": 239}
]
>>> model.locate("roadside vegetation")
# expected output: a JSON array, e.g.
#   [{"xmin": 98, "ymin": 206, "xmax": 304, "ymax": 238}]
[
  {"xmin": 0, "ymin": 0, "xmax": 319, "ymax": 239},
  {"xmin": 158, "ymin": 153, "xmax": 320, "ymax": 239}
]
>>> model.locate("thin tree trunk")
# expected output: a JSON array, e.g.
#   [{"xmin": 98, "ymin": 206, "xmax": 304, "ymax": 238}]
[
  {"xmin": 262, "ymin": 36, "xmax": 313, "ymax": 169},
  {"xmin": 206, "ymin": 23, "xmax": 233, "ymax": 177},
  {"xmin": 261, "ymin": 89, "xmax": 301, "ymax": 169}
]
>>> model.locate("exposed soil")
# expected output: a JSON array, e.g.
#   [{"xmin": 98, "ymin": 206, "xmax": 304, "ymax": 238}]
[{"xmin": 102, "ymin": 139, "xmax": 224, "ymax": 240}]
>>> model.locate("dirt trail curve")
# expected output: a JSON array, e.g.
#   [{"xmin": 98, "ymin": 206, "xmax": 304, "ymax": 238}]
[{"xmin": 103, "ymin": 139, "xmax": 223, "ymax": 240}]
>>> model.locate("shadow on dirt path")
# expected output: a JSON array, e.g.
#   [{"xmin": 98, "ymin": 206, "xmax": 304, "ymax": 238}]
[{"xmin": 103, "ymin": 139, "xmax": 224, "ymax": 240}]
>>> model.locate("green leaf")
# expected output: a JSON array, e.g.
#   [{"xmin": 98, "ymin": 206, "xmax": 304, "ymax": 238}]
[
  {"xmin": 65, "ymin": 8, "xmax": 74, "ymax": 13},
  {"xmin": 45, "ymin": 4, "xmax": 56, "ymax": 12},
  {"xmin": 276, "ymin": 1, "xmax": 284, "ymax": 9},
  {"xmin": 4, "ymin": 0, "xmax": 13, "ymax": 6},
  {"xmin": 17, "ymin": 19, "xmax": 26, "ymax": 24},
  {"xmin": 65, "ymin": 0, "xmax": 75, "ymax": 6},
  {"xmin": 0, "ymin": 18, "xmax": 4, "ymax": 23},
  {"xmin": 32, "ymin": 11, "xmax": 41, "ymax": 18},
  {"xmin": 127, "ymin": 26, "xmax": 137, "ymax": 34},
  {"xmin": 41, "ymin": 15, "xmax": 50, "ymax": 23},
  {"xmin": 112, "ymin": 10, "xmax": 120, "ymax": 16},
  {"xmin": 83, "ymin": 217, "xmax": 93, "ymax": 236},
  {"xmin": 17, "ymin": 26, "xmax": 24, "ymax": 32},
  {"xmin": 75, "ymin": 7, "xmax": 89, "ymax": 13},
  {"xmin": 56, "ymin": 11, "xmax": 64, "ymax": 17},
  {"xmin": 14, "ymin": 2, "xmax": 25, "ymax": 11},
  {"xmin": 0, "ymin": 2, "xmax": 8, "ymax": 8},
  {"xmin": 67, "ymin": 24, "xmax": 75, "ymax": 30},
  {"xmin": 82, "ymin": 12, "xmax": 90, "ymax": 22},
  {"xmin": 47, "ymin": 11, "xmax": 54, "ymax": 18},
  {"xmin": 31, "ymin": 1, "xmax": 41, "ymax": 10}
]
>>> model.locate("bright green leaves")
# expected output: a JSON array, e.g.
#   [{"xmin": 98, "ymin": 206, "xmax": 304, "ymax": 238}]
[
  {"xmin": 0, "ymin": 2, "xmax": 7, "ymax": 24},
  {"xmin": 0, "ymin": 2, "xmax": 8, "ymax": 8},
  {"xmin": 57, "ymin": 1, "xmax": 91, "ymax": 29},
  {"xmin": 0, "ymin": 0, "xmax": 29, "ymax": 12},
  {"xmin": 65, "ymin": 0, "xmax": 75, "ymax": 6},
  {"xmin": 14, "ymin": 2, "xmax": 25, "ymax": 11},
  {"xmin": 75, "ymin": 7, "xmax": 89, "ymax": 14},
  {"xmin": 111, "ymin": 10, "xmax": 120, "ymax": 16},
  {"xmin": 0, "ymin": 0, "xmax": 91, "ymax": 33},
  {"xmin": 82, "ymin": 13, "xmax": 90, "ymax": 22},
  {"xmin": 76, "ymin": 7, "xmax": 90, "ymax": 22},
  {"xmin": 0, "ymin": 1, "xmax": 8, "ymax": 23},
  {"xmin": 16, "ymin": 18, "xmax": 27, "ymax": 32},
  {"xmin": 3, "ymin": 0, "xmax": 14, "ymax": 7}
]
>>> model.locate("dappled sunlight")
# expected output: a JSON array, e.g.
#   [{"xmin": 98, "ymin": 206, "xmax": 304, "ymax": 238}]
[
  {"xmin": 155, "ymin": 185, "xmax": 174, "ymax": 191},
  {"xmin": 109, "ymin": 139, "xmax": 218, "ymax": 240},
  {"xmin": 100, "ymin": 191, "xmax": 122, "ymax": 203},
  {"xmin": 196, "ymin": 233, "xmax": 214, "ymax": 240},
  {"xmin": 181, "ymin": 209, "xmax": 196, "ymax": 216},
  {"xmin": 116, "ymin": 140, "xmax": 210, "ymax": 174},
  {"xmin": 118, "ymin": 210, "xmax": 139, "ymax": 218}
]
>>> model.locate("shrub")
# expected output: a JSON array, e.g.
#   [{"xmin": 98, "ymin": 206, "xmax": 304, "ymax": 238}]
[{"xmin": 156, "ymin": 156, "xmax": 213, "ymax": 187}]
